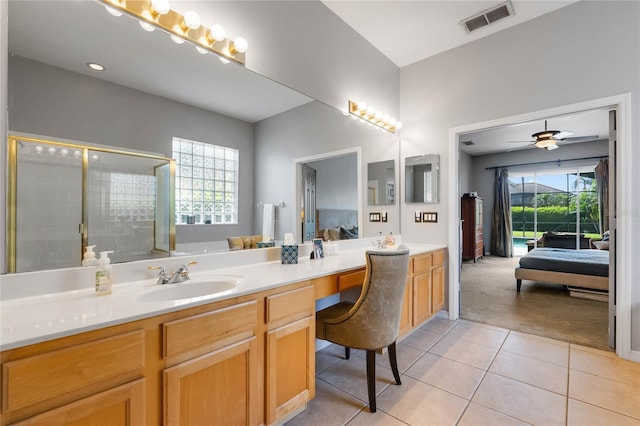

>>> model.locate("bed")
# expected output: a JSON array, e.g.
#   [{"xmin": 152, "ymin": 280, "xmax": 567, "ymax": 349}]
[
  {"xmin": 316, "ymin": 209, "xmax": 358, "ymax": 241},
  {"xmin": 515, "ymin": 247, "xmax": 609, "ymax": 293}
]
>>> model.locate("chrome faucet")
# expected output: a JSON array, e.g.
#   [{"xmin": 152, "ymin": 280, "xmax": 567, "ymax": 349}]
[{"xmin": 149, "ymin": 261, "xmax": 197, "ymax": 285}]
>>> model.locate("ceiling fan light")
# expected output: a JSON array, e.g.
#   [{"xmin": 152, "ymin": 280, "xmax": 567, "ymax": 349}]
[{"xmin": 535, "ymin": 138, "xmax": 555, "ymax": 149}]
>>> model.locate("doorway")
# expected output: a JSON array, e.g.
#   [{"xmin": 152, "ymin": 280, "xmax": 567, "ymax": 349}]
[
  {"xmin": 447, "ymin": 94, "xmax": 632, "ymax": 358},
  {"xmin": 293, "ymin": 148, "xmax": 362, "ymax": 244}
]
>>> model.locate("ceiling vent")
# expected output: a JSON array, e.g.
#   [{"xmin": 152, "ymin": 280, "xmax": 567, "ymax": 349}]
[
  {"xmin": 461, "ymin": 1, "xmax": 515, "ymax": 33},
  {"xmin": 461, "ymin": 141, "xmax": 475, "ymax": 146}
]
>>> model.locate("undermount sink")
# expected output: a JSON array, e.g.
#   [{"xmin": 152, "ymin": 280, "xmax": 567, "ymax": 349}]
[{"xmin": 137, "ymin": 274, "xmax": 245, "ymax": 302}]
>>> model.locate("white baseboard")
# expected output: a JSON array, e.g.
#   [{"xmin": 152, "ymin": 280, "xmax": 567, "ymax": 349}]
[{"xmin": 628, "ymin": 349, "xmax": 640, "ymax": 363}]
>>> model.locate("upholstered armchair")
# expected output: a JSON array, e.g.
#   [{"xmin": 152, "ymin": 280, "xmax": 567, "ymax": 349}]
[{"xmin": 315, "ymin": 248, "xmax": 410, "ymax": 412}]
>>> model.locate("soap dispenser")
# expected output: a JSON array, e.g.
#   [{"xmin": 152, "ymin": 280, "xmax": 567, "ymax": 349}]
[
  {"xmin": 82, "ymin": 245, "xmax": 98, "ymax": 267},
  {"xmin": 95, "ymin": 251, "xmax": 114, "ymax": 295}
]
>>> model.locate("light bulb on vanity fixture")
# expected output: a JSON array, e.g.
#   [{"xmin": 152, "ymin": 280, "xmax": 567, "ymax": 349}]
[
  {"xmin": 348, "ymin": 100, "xmax": 400, "ymax": 133},
  {"xmin": 98, "ymin": 0, "xmax": 248, "ymax": 65}
]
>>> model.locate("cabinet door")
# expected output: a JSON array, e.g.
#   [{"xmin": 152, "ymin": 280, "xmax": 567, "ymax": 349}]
[
  {"xmin": 431, "ymin": 264, "xmax": 445, "ymax": 314},
  {"xmin": 164, "ymin": 337, "xmax": 258, "ymax": 426},
  {"xmin": 412, "ymin": 272, "xmax": 432, "ymax": 326},
  {"xmin": 266, "ymin": 316, "xmax": 315, "ymax": 425},
  {"xmin": 12, "ymin": 379, "xmax": 145, "ymax": 426},
  {"xmin": 398, "ymin": 278, "xmax": 413, "ymax": 337}
]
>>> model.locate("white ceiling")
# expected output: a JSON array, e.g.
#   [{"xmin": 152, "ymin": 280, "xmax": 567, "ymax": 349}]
[
  {"xmin": 457, "ymin": 108, "xmax": 610, "ymax": 156},
  {"xmin": 322, "ymin": 0, "xmax": 578, "ymax": 68}
]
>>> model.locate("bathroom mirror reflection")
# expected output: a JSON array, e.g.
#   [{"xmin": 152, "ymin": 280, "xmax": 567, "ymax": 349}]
[
  {"xmin": 367, "ymin": 160, "xmax": 395, "ymax": 205},
  {"xmin": 5, "ymin": 0, "xmax": 398, "ymax": 273},
  {"xmin": 405, "ymin": 154, "xmax": 440, "ymax": 203},
  {"xmin": 8, "ymin": 136, "xmax": 174, "ymax": 273}
]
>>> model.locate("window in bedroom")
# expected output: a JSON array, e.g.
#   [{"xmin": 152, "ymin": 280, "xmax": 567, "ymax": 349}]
[
  {"xmin": 172, "ymin": 137, "xmax": 239, "ymax": 225},
  {"xmin": 509, "ymin": 166, "xmax": 601, "ymax": 251}
]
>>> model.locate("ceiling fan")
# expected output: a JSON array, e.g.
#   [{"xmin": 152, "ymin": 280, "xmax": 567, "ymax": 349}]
[{"xmin": 509, "ymin": 120, "xmax": 599, "ymax": 151}]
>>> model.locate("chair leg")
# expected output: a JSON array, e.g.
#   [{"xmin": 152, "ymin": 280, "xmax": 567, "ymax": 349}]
[
  {"xmin": 345, "ymin": 346, "xmax": 350, "ymax": 360},
  {"xmin": 388, "ymin": 341, "xmax": 402, "ymax": 385},
  {"xmin": 366, "ymin": 350, "xmax": 377, "ymax": 413}
]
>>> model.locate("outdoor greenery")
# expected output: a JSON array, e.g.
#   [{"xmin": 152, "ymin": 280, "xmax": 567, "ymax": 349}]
[{"xmin": 511, "ymin": 175, "xmax": 600, "ymax": 235}]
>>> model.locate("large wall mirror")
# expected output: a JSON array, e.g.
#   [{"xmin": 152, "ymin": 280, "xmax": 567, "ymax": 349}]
[
  {"xmin": 405, "ymin": 154, "xmax": 440, "ymax": 203},
  {"xmin": 5, "ymin": 1, "xmax": 398, "ymax": 273},
  {"xmin": 367, "ymin": 160, "xmax": 395, "ymax": 205}
]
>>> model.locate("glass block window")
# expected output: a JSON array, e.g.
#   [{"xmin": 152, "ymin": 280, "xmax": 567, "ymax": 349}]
[
  {"xmin": 109, "ymin": 173, "xmax": 156, "ymax": 222},
  {"xmin": 173, "ymin": 137, "xmax": 238, "ymax": 225}
]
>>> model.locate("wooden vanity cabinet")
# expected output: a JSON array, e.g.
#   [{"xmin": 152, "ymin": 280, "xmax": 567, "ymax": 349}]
[
  {"xmin": 399, "ymin": 248, "xmax": 446, "ymax": 337},
  {"xmin": 1, "ymin": 329, "xmax": 147, "ymax": 426},
  {"xmin": 264, "ymin": 285, "xmax": 315, "ymax": 424},
  {"xmin": 1, "ymin": 250, "xmax": 445, "ymax": 425},
  {"xmin": 162, "ymin": 301, "xmax": 259, "ymax": 426}
]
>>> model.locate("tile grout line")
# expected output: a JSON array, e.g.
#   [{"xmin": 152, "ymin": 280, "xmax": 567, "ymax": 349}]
[
  {"xmin": 451, "ymin": 320, "xmax": 505, "ymax": 425},
  {"xmin": 565, "ymin": 344, "xmax": 572, "ymax": 425}
]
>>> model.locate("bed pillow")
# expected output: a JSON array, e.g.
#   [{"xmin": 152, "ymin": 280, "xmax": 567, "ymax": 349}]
[
  {"xmin": 325, "ymin": 227, "xmax": 341, "ymax": 241},
  {"xmin": 227, "ymin": 237, "xmax": 244, "ymax": 251}
]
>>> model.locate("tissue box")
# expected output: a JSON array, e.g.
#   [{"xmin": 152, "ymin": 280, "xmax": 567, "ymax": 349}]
[
  {"xmin": 256, "ymin": 241, "xmax": 275, "ymax": 248},
  {"xmin": 281, "ymin": 245, "xmax": 298, "ymax": 264}
]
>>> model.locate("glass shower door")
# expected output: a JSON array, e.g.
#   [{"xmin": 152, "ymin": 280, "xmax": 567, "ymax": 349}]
[
  {"xmin": 86, "ymin": 150, "xmax": 172, "ymax": 264},
  {"xmin": 14, "ymin": 140, "xmax": 83, "ymax": 272}
]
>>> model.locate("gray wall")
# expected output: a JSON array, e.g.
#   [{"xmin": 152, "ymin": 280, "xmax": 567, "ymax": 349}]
[
  {"xmin": 400, "ymin": 1, "xmax": 640, "ymax": 350},
  {"xmin": 8, "ymin": 56, "xmax": 256, "ymax": 244},
  {"xmin": 254, "ymin": 100, "xmax": 400, "ymax": 239},
  {"xmin": 459, "ymin": 150, "xmax": 474, "ymax": 196},
  {"xmin": 172, "ymin": 1, "xmax": 400, "ymax": 118},
  {"xmin": 307, "ymin": 154, "xmax": 358, "ymax": 210}
]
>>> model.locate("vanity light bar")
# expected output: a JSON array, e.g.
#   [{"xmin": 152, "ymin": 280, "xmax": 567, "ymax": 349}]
[
  {"xmin": 99, "ymin": 0, "xmax": 246, "ymax": 65},
  {"xmin": 348, "ymin": 100, "xmax": 402, "ymax": 134}
]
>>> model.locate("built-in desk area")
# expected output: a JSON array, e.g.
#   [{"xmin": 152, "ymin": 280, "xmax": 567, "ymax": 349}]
[{"xmin": 0, "ymin": 241, "xmax": 446, "ymax": 425}]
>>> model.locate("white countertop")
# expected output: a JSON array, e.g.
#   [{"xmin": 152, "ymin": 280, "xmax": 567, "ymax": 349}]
[{"xmin": 0, "ymin": 242, "xmax": 445, "ymax": 351}]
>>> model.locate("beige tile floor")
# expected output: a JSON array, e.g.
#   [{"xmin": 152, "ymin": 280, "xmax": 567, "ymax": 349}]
[{"xmin": 287, "ymin": 314, "xmax": 640, "ymax": 426}]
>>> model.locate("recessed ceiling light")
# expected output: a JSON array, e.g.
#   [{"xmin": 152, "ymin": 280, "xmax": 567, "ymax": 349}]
[{"xmin": 87, "ymin": 62, "xmax": 105, "ymax": 71}]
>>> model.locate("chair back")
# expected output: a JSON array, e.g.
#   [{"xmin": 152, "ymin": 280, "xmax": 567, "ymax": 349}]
[{"xmin": 325, "ymin": 249, "xmax": 410, "ymax": 349}]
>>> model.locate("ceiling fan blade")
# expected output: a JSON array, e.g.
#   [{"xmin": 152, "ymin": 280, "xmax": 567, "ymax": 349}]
[
  {"xmin": 560, "ymin": 135, "xmax": 600, "ymax": 142},
  {"xmin": 554, "ymin": 131, "xmax": 573, "ymax": 139},
  {"xmin": 546, "ymin": 144, "xmax": 559, "ymax": 151}
]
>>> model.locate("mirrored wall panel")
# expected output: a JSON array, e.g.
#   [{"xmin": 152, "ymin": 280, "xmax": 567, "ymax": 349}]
[
  {"xmin": 367, "ymin": 160, "xmax": 395, "ymax": 205},
  {"xmin": 405, "ymin": 154, "xmax": 439, "ymax": 203}
]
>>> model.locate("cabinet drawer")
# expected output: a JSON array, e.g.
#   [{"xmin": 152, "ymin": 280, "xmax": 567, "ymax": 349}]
[
  {"xmin": 412, "ymin": 254, "xmax": 432, "ymax": 274},
  {"xmin": 164, "ymin": 301, "xmax": 257, "ymax": 365},
  {"xmin": 337, "ymin": 269, "xmax": 366, "ymax": 292},
  {"xmin": 266, "ymin": 285, "xmax": 314, "ymax": 329},
  {"xmin": 2, "ymin": 330, "xmax": 144, "ymax": 411}
]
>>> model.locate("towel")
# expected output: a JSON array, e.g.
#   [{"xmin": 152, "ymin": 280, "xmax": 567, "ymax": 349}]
[{"xmin": 262, "ymin": 203, "xmax": 275, "ymax": 241}]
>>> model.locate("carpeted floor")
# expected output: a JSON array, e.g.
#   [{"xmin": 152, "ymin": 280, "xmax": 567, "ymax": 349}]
[{"xmin": 460, "ymin": 255, "xmax": 611, "ymax": 351}]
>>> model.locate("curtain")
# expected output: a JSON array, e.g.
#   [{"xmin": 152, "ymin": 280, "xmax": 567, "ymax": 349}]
[
  {"xmin": 595, "ymin": 159, "xmax": 609, "ymax": 234},
  {"xmin": 490, "ymin": 168, "xmax": 513, "ymax": 257}
]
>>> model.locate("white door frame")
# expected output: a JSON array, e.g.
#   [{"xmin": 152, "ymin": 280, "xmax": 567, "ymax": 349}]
[
  {"xmin": 292, "ymin": 147, "xmax": 363, "ymax": 245},
  {"xmin": 447, "ymin": 94, "xmax": 634, "ymax": 360}
]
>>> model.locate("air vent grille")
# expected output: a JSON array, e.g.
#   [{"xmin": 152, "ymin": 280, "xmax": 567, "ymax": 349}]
[
  {"xmin": 464, "ymin": 16, "xmax": 489, "ymax": 33},
  {"xmin": 461, "ymin": 1, "xmax": 515, "ymax": 33},
  {"xmin": 486, "ymin": 4, "xmax": 512, "ymax": 23}
]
